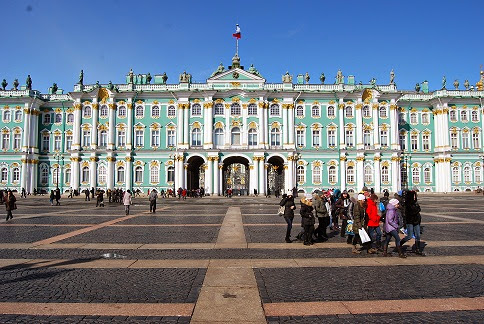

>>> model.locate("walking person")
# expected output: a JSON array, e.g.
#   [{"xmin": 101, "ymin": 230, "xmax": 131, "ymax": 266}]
[
  {"xmin": 49, "ymin": 190, "xmax": 55, "ymax": 206},
  {"xmin": 96, "ymin": 190, "xmax": 105, "ymax": 207},
  {"xmin": 400, "ymin": 191, "xmax": 425, "ymax": 255},
  {"xmin": 68, "ymin": 187, "xmax": 73, "ymax": 199},
  {"xmin": 279, "ymin": 191, "xmax": 296, "ymax": 243},
  {"xmin": 383, "ymin": 198, "xmax": 406, "ymax": 258},
  {"xmin": 123, "ymin": 189, "xmax": 132, "ymax": 215},
  {"xmin": 335, "ymin": 190, "xmax": 354, "ymax": 241},
  {"xmin": 5, "ymin": 190, "xmax": 16, "ymax": 221},
  {"xmin": 366, "ymin": 194, "xmax": 382, "ymax": 254},
  {"xmin": 84, "ymin": 189, "xmax": 90, "ymax": 201},
  {"xmin": 300, "ymin": 193, "xmax": 315, "ymax": 246},
  {"xmin": 55, "ymin": 188, "xmax": 61, "ymax": 206},
  {"xmin": 149, "ymin": 189, "xmax": 158, "ymax": 213},
  {"xmin": 21, "ymin": 187, "xmax": 27, "ymax": 198},
  {"xmin": 351, "ymin": 194, "xmax": 366, "ymax": 254},
  {"xmin": 313, "ymin": 191, "xmax": 329, "ymax": 241}
]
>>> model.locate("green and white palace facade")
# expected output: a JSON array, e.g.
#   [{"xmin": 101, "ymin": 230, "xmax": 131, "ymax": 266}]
[{"xmin": 1, "ymin": 58, "xmax": 484, "ymax": 194}]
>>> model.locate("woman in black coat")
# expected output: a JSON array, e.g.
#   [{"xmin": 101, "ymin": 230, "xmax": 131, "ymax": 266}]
[
  {"xmin": 300, "ymin": 194, "xmax": 315, "ymax": 245},
  {"xmin": 279, "ymin": 192, "xmax": 296, "ymax": 243}
]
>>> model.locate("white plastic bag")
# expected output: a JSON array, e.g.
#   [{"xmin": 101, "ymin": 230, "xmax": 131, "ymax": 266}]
[{"xmin": 358, "ymin": 228, "xmax": 371, "ymax": 243}]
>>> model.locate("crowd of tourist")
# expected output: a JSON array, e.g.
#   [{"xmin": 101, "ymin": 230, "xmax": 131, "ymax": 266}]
[{"xmin": 280, "ymin": 187, "xmax": 424, "ymax": 257}]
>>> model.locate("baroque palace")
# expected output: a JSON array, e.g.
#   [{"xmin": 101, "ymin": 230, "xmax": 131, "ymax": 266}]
[{"xmin": 1, "ymin": 55, "xmax": 484, "ymax": 195}]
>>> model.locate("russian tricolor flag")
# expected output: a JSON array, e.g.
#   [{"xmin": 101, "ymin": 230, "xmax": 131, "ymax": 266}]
[{"xmin": 232, "ymin": 24, "xmax": 241, "ymax": 39}]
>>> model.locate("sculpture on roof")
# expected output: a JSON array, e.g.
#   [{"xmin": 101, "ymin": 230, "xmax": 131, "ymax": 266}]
[
  {"xmin": 26, "ymin": 75, "xmax": 32, "ymax": 90},
  {"xmin": 13, "ymin": 79, "xmax": 19, "ymax": 90},
  {"xmin": 442, "ymin": 75, "xmax": 446, "ymax": 89},
  {"xmin": 464, "ymin": 79, "xmax": 470, "ymax": 90},
  {"xmin": 51, "ymin": 83, "xmax": 58, "ymax": 94},
  {"xmin": 162, "ymin": 72, "xmax": 168, "ymax": 84},
  {"xmin": 335, "ymin": 69, "xmax": 343, "ymax": 84},
  {"xmin": 370, "ymin": 78, "xmax": 376, "ymax": 86},
  {"xmin": 179, "ymin": 71, "xmax": 191, "ymax": 83},
  {"xmin": 210, "ymin": 63, "xmax": 225, "ymax": 78},
  {"xmin": 248, "ymin": 64, "xmax": 262, "ymax": 77},
  {"xmin": 453, "ymin": 79, "xmax": 459, "ymax": 90},
  {"xmin": 129, "ymin": 69, "xmax": 134, "ymax": 84},
  {"xmin": 1, "ymin": 79, "xmax": 7, "ymax": 90},
  {"xmin": 108, "ymin": 81, "xmax": 114, "ymax": 91},
  {"xmin": 78, "ymin": 69, "xmax": 84, "ymax": 85},
  {"xmin": 390, "ymin": 69, "xmax": 395, "ymax": 84},
  {"xmin": 415, "ymin": 83, "xmax": 421, "ymax": 92},
  {"xmin": 320, "ymin": 73, "xmax": 325, "ymax": 84},
  {"xmin": 282, "ymin": 71, "xmax": 292, "ymax": 83},
  {"xmin": 304, "ymin": 72, "xmax": 310, "ymax": 84},
  {"xmin": 146, "ymin": 73, "xmax": 152, "ymax": 84}
]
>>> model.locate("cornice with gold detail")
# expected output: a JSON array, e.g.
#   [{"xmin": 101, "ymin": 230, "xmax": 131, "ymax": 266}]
[
  {"xmin": 339, "ymin": 156, "xmax": 347, "ymax": 161},
  {"xmin": 70, "ymin": 157, "xmax": 81, "ymax": 162},
  {"xmin": 356, "ymin": 156, "xmax": 365, "ymax": 162},
  {"xmin": 106, "ymin": 157, "xmax": 116, "ymax": 162},
  {"xmin": 203, "ymin": 102, "xmax": 213, "ymax": 109},
  {"xmin": 282, "ymin": 103, "xmax": 294, "ymax": 109},
  {"xmin": 390, "ymin": 156, "xmax": 401, "ymax": 162},
  {"xmin": 89, "ymin": 157, "xmax": 98, "ymax": 162},
  {"xmin": 373, "ymin": 156, "xmax": 381, "ymax": 161},
  {"xmin": 355, "ymin": 103, "xmax": 362, "ymax": 109},
  {"xmin": 390, "ymin": 104, "xmax": 398, "ymax": 111},
  {"xmin": 125, "ymin": 157, "xmax": 133, "ymax": 162},
  {"xmin": 92, "ymin": 104, "xmax": 99, "ymax": 110}
]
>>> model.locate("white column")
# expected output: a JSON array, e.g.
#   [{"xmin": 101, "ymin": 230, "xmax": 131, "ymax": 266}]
[
  {"xmin": 22, "ymin": 105, "xmax": 30, "ymax": 151},
  {"xmin": 21, "ymin": 158, "xmax": 28, "ymax": 191},
  {"xmin": 282, "ymin": 104, "xmax": 288, "ymax": 145},
  {"xmin": 284, "ymin": 163, "xmax": 290, "ymax": 192},
  {"xmin": 183, "ymin": 163, "xmax": 188, "ymax": 188},
  {"xmin": 204, "ymin": 101, "xmax": 213, "ymax": 149},
  {"xmin": 71, "ymin": 157, "xmax": 80, "ymax": 191},
  {"xmin": 72, "ymin": 102, "xmax": 82, "ymax": 150},
  {"xmin": 391, "ymin": 157, "xmax": 399, "ymax": 192},
  {"xmin": 258, "ymin": 101, "xmax": 264, "ymax": 148},
  {"xmin": 108, "ymin": 102, "xmax": 116, "ymax": 150},
  {"xmin": 91, "ymin": 102, "xmax": 99, "ymax": 149},
  {"xmin": 218, "ymin": 164, "xmax": 223, "ymax": 195},
  {"xmin": 258, "ymin": 157, "xmax": 265, "ymax": 195},
  {"xmin": 340, "ymin": 157, "xmax": 346, "ymax": 191},
  {"xmin": 213, "ymin": 157, "xmax": 219, "ymax": 195},
  {"xmin": 206, "ymin": 157, "xmax": 213, "ymax": 195},
  {"xmin": 263, "ymin": 105, "xmax": 268, "ymax": 148},
  {"xmin": 31, "ymin": 161, "xmax": 38, "ymax": 193},
  {"xmin": 374, "ymin": 156, "xmax": 381, "ymax": 193},
  {"xmin": 444, "ymin": 157, "xmax": 452, "ymax": 192},
  {"xmin": 225, "ymin": 103, "xmax": 230, "ymax": 147},
  {"xmin": 125, "ymin": 156, "xmax": 132, "ymax": 191},
  {"xmin": 288, "ymin": 104, "xmax": 294, "ymax": 145},
  {"xmin": 31, "ymin": 111, "xmax": 39, "ymax": 152},
  {"xmin": 355, "ymin": 102, "xmax": 363, "ymax": 149},
  {"xmin": 356, "ymin": 156, "xmax": 364, "ymax": 191},
  {"xmin": 390, "ymin": 102, "xmax": 399, "ymax": 149},
  {"xmin": 263, "ymin": 163, "xmax": 269, "ymax": 195},
  {"xmin": 183, "ymin": 104, "xmax": 189, "ymax": 146},
  {"xmin": 373, "ymin": 102, "xmax": 380, "ymax": 148},
  {"xmin": 174, "ymin": 155, "xmax": 180, "ymax": 190},
  {"xmin": 339, "ymin": 100, "xmax": 345, "ymax": 148},
  {"xmin": 89, "ymin": 156, "xmax": 97, "ymax": 189},
  {"xmin": 252, "ymin": 159, "xmax": 259, "ymax": 195},
  {"xmin": 177, "ymin": 104, "xmax": 184, "ymax": 146},
  {"xmin": 107, "ymin": 156, "xmax": 114, "ymax": 190},
  {"xmin": 442, "ymin": 103, "xmax": 450, "ymax": 149},
  {"xmin": 242, "ymin": 103, "xmax": 248, "ymax": 147},
  {"xmin": 126, "ymin": 100, "xmax": 134, "ymax": 150}
]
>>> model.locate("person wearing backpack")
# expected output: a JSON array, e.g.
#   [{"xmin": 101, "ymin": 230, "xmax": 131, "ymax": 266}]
[{"xmin": 279, "ymin": 191, "xmax": 296, "ymax": 243}]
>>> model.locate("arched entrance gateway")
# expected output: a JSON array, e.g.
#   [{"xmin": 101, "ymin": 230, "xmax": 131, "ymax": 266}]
[
  {"xmin": 186, "ymin": 156, "xmax": 205, "ymax": 191},
  {"xmin": 222, "ymin": 156, "xmax": 250, "ymax": 196},
  {"xmin": 267, "ymin": 156, "xmax": 285, "ymax": 195}
]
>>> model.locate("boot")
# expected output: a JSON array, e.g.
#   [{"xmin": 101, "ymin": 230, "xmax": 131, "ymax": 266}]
[
  {"xmin": 367, "ymin": 248, "xmax": 377, "ymax": 254},
  {"xmin": 383, "ymin": 244, "xmax": 392, "ymax": 257},
  {"xmin": 377, "ymin": 241, "xmax": 383, "ymax": 252},
  {"xmin": 415, "ymin": 242, "xmax": 425, "ymax": 256},
  {"xmin": 285, "ymin": 237, "xmax": 292, "ymax": 243},
  {"xmin": 397, "ymin": 246, "xmax": 407, "ymax": 258},
  {"xmin": 352, "ymin": 245, "xmax": 361, "ymax": 254}
]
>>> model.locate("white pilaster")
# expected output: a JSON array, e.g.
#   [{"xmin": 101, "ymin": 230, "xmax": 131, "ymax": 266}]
[
  {"xmin": 31, "ymin": 161, "xmax": 38, "ymax": 193},
  {"xmin": 339, "ymin": 100, "xmax": 346, "ymax": 148},
  {"xmin": 177, "ymin": 104, "xmax": 184, "ymax": 146},
  {"xmin": 108, "ymin": 102, "xmax": 116, "ymax": 150},
  {"xmin": 374, "ymin": 156, "xmax": 381, "ymax": 193},
  {"xmin": 391, "ymin": 156, "xmax": 399, "ymax": 192},
  {"xmin": 22, "ymin": 104, "xmax": 30, "ymax": 151},
  {"xmin": 356, "ymin": 156, "xmax": 364, "ymax": 191},
  {"xmin": 71, "ymin": 157, "xmax": 80, "ymax": 191},
  {"xmin": 91, "ymin": 100, "xmax": 99, "ymax": 149},
  {"xmin": 340, "ymin": 157, "xmax": 346, "ymax": 191},
  {"xmin": 125, "ymin": 156, "xmax": 132, "ymax": 191},
  {"xmin": 206, "ymin": 157, "xmax": 213, "ymax": 195},
  {"xmin": 183, "ymin": 104, "xmax": 189, "ymax": 147},
  {"xmin": 372, "ymin": 102, "xmax": 380, "ymax": 148},
  {"xmin": 258, "ymin": 156, "xmax": 265, "ymax": 195},
  {"xmin": 282, "ymin": 103, "xmax": 288, "ymax": 146},
  {"xmin": 288, "ymin": 105, "xmax": 294, "ymax": 145},
  {"xmin": 355, "ymin": 101, "xmax": 363, "ymax": 150},
  {"xmin": 21, "ymin": 158, "xmax": 27, "ymax": 191},
  {"xmin": 213, "ymin": 157, "xmax": 219, "ymax": 196},
  {"xmin": 126, "ymin": 99, "xmax": 133, "ymax": 150},
  {"xmin": 225, "ymin": 103, "xmax": 230, "ymax": 147},
  {"xmin": 107, "ymin": 156, "xmax": 115, "ymax": 190},
  {"xmin": 390, "ymin": 101, "xmax": 399, "ymax": 149},
  {"xmin": 204, "ymin": 101, "xmax": 213, "ymax": 149},
  {"xmin": 72, "ymin": 101, "xmax": 82, "ymax": 150},
  {"xmin": 89, "ymin": 156, "xmax": 97, "ymax": 189}
]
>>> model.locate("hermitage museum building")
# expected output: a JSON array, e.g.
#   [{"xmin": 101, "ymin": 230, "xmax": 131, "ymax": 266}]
[{"xmin": 1, "ymin": 54, "xmax": 484, "ymax": 195}]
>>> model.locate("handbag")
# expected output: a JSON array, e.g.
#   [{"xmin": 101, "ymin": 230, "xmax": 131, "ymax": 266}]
[
  {"xmin": 277, "ymin": 206, "xmax": 285, "ymax": 216},
  {"xmin": 358, "ymin": 228, "xmax": 371, "ymax": 243},
  {"xmin": 345, "ymin": 220, "xmax": 354, "ymax": 235}
]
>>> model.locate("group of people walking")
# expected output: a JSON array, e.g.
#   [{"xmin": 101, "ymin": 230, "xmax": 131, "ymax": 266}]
[{"xmin": 280, "ymin": 187, "xmax": 424, "ymax": 257}]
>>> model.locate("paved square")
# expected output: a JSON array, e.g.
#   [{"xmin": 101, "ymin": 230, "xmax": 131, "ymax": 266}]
[{"xmin": 0, "ymin": 194, "xmax": 483, "ymax": 323}]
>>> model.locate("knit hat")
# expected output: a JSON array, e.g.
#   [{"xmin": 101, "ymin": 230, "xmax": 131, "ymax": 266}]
[
  {"xmin": 362, "ymin": 186, "xmax": 369, "ymax": 192},
  {"xmin": 389, "ymin": 198, "xmax": 399, "ymax": 206},
  {"xmin": 357, "ymin": 194, "xmax": 366, "ymax": 201}
]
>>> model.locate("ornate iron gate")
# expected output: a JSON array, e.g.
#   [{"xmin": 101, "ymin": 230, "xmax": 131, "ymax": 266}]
[
  {"xmin": 223, "ymin": 163, "xmax": 249, "ymax": 196},
  {"xmin": 267, "ymin": 165, "xmax": 284, "ymax": 195}
]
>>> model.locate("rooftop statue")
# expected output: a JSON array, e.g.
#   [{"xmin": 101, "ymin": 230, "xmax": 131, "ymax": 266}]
[
  {"xmin": 210, "ymin": 63, "xmax": 225, "ymax": 77},
  {"xmin": 370, "ymin": 78, "xmax": 376, "ymax": 86},
  {"xmin": 146, "ymin": 73, "xmax": 152, "ymax": 84},
  {"xmin": 442, "ymin": 75, "xmax": 446, "ymax": 89},
  {"xmin": 162, "ymin": 72, "xmax": 168, "ymax": 84},
  {"xmin": 248, "ymin": 64, "xmax": 262, "ymax": 77},
  {"xmin": 282, "ymin": 71, "xmax": 292, "ymax": 83},
  {"xmin": 453, "ymin": 79, "xmax": 459, "ymax": 90},
  {"xmin": 335, "ymin": 69, "xmax": 343, "ymax": 84},
  {"xmin": 13, "ymin": 79, "xmax": 19, "ymax": 90},
  {"xmin": 179, "ymin": 71, "xmax": 190, "ymax": 83},
  {"xmin": 304, "ymin": 72, "xmax": 310, "ymax": 84},
  {"xmin": 78, "ymin": 69, "xmax": 84, "ymax": 85},
  {"xmin": 26, "ymin": 75, "xmax": 32, "ymax": 90},
  {"xmin": 108, "ymin": 81, "xmax": 114, "ymax": 91},
  {"xmin": 129, "ymin": 69, "xmax": 134, "ymax": 84},
  {"xmin": 320, "ymin": 72, "xmax": 325, "ymax": 84},
  {"xmin": 464, "ymin": 79, "xmax": 470, "ymax": 90},
  {"xmin": 95, "ymin": 81, "xmax": 100, "ymax": 88},
  {"xmin": 1, "ymin": 79, "xmax": 7, "ymax": 90},
  {"xmin": 415, "ymin": 83, "xmax": 421, "ymax": 92},
  {"xmin": 390, "ymin": 69, "xmax": 395, "ymax": 84},
  {"xmin": 52, "ymin": 83, "xmax": 58, "ymax": 94}
]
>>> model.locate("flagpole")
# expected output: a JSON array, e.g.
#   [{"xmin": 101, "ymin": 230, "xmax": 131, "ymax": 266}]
[{"xmin": 236, "ymin": 38, "xmax": 239, "ymax": 56}]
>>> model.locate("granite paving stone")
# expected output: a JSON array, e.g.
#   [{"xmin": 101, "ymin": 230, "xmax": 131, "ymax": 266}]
[
  {"xmin": 117, "ymin": 216, "xmax": 224, "ymax": 225},
  {"xmin": 0, "ymin": 226, "xmax": 89, "ymax": 243},
  {"xmin": 0, "ymin": 314, "xmax": 191, "ymax": 323}
]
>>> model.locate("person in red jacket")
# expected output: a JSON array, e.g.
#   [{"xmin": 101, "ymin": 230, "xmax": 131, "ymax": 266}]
[{"xmin": 366, "ymin": 194, "xmax": 382, "ymax": 254}]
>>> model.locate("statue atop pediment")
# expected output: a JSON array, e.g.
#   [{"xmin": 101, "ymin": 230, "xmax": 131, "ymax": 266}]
[
  {"xmin": 282, "ymin": 71, "xmax": 292, "ymax": 83},
  {"xmin": 210, "ymin": 63, "xmax": 225, "ymax": 78}
]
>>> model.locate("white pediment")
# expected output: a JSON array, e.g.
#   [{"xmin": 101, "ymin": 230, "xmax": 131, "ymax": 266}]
[{"xmin": 207, "ymin": 68, "xmax": 265, "ymax": 84}]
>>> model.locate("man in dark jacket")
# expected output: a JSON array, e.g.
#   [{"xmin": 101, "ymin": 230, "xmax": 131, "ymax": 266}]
[
  {"xmin": 279, "ymin": 191, "xmax": 296, "ymax": 243},
  {"xmin": 313, "ymin": 192, "xmax": 329, "ymax": 241}
]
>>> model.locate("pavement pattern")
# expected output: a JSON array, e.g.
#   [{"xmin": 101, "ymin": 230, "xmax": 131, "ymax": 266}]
[{"xmin": 0, "ymin": 193, "xmax": 482, "ymax": 323}]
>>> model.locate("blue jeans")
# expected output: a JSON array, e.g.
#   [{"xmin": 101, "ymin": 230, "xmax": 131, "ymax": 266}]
[
  {"xmin": 284, "ymin": 216, "xmax": 293, "ymax": 239},
  {"xmin": 368, "ymin": 226, "xmax": 382, "ymax": 248},
  {"xmin": 401, "ymin": 224, "xmax": 421, "ymax": 246},
  {"xmin": 384, "ymin": 230, "xmax": 401, "ymax": 247}
]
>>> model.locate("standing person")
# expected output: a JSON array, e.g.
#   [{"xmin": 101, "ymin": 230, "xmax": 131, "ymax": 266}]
[
  {"xmin": 330, "ymin": 189, "xmax": 341, "ymax": 231},
  {"xmin": 335, "ymin": 190, "xmax": 354, "ymax": 239},
  {"xmin": 90, "ymin": 187, "xmax": 95, "ymax": 199},
  {"xmin": 68, "ymin": 187, "xmax": 73, "ymax": 199},
  {"xmin": 5, "ymin": 190, "xmax": 16, "ymax": 221},
  {"xmin": 21, "ymin": 187, "xmax": 27, "ymax": 198},
  {"xmin": 313, "ymin": 192, "xmax": 329, "ymax": 241},
  {"xmin": 379, "ymin": 191, "xmax": 390, "ymax": 224},
  {"xmin": 182, "ymin": 188, "xmax": 187, "ymax": 200},
  {"xmin": 279, "ymin": 191, "xmax": 296, "ymax": 243},
  {"xmin": 292, "ymin": 187, "xmax": 297, "ymax": 198},
  {"xmin": 123, "ymin": 189, "xmax": 132, "ymax": 215},
  {"xmin": 55, "ymin": 188, "xmax": 61, "ymax": 206},
  {"xmin": 351, "ymin": 194, "xmax": 367, "ymax": 254},
  {"xmin": 383, "ymin": 198, "xmax": 406, "ymax": 258},
  {"xmin": 366, "ymin": 194, "xmax": 381, "ymax": 254},
  {"xmin": 96, "ymin": 190, "xmax": 104, "ymax": 207},
  {"xmin": 149, "ymin": 189, "xmax": 158, "ymax": 213},
  {"xmin": 300, "ymin": 193, "xmax": 315, "ymax": 246},
  {"xmin": 84, "ymin": 189, "xmax": 90, "ymax": 201},
  {"xmin": 400, "ymin": 191, "xmax": 424, "ymax": 255},
  {"xmin": 49, "ymin": 190, "xmax": 55, "ymax": 206}
]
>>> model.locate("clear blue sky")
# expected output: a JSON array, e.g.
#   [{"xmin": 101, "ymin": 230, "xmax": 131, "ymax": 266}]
[{"xmin": 1, "ymin": 0, "xmax": 483, "ymax": 93}]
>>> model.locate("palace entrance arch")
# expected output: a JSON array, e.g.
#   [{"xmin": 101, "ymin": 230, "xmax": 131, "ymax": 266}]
[
  {"xmin": 187, "ymin": 156, "xmax": 205, "ymax": 190},
  {"xmin": 267, "ymin": 156, "xmax": 285, "ymax": 195},
  {"xmin": 222, "ymin": 156, "xmax": 250, "ymax": 196}
]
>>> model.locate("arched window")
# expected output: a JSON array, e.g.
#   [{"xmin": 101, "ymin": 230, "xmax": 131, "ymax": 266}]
[
  {"xmin": 118, "ymin": 106, "xmax": 126, "ymax": 118},
  {"xmin": 270, "ymin": 104, "xmax": 280, "ymax": 116},
  {"xmin": 55, "ymin": 113, "xmax": 62, "ymax": 123},
  {"xmin": 67, "ymin": 113, "xmax": 74, "ymax": 123},
  {"xmin": 117, "ymin": 166, "xmax": 125, "ymax": 183},
  {"xmin": 167, "ymin": 105, "xmax": 176, "ymax": 117},
  {"xmin": 150, "ymin": 166, "xmax": 159, "ymax": 183},
  {"xmin": 231, "ymin": 103, "xmax": 241, "ymax": 116},
  {"xmin": 83, "ymin": 106, "xmax": 92, "ymax": 118},
  {"xmin": 151, "ymin": 106, "xmax": 160, "ymax": 117},
  {"xmin": 135, "ymin": 105, "xmax": 144, "ymax": 117},
  {"xmin": 1, "ymin": 167, "xmax": 8, "ymax": 182},
  {"xmin": 214, "ymin": 103, "xmax": 224, "ymax": 115},
  {"xmin": 449, "ymin": 110, "xmax": 457, "ymax": 122},
  {"xmin": 471, "ymin": 110, "xmax": 479, "ymax": 122},
  {"xmin": 12, "ymin": 167, "xmax": 20, "ymax": 182},
  {"xmin": 65, "ymin": 168, "xmax": 71, "ymax": 185},
  {"xmin": 452, "ymin": 166, "xmax": 460, "ymax": 183},
  {"xmin": 410, "ymin": 113, "xmax": 417, "ymax": 124},
  {"xmin": 82, "ymin": 166, "xmax": 89, "ymax": 183},
  {"xmin": 364, "ymin": 165, "xmax": 373, "ymax": 184},
  {"xmin": 475, "ymin": 166, "xmax": 482, "ymax": 183},
  {"xmin": 464, "ymin": 166, "xmax": 472, "ymax": 183},
  {"xmin": 460, "ymin": 110, "xmax": 468, "ymax": 122},
  {"xmin": 41, "ymin": 166, "xmax": 49, "ymax": 184},
  {"xmin": 15, "ymin": 110, "xmax": 22, "ymax": 121},
  {"xmin": 248, "ymin": 103, "xmax": 257, "ymax": 115},
  {"xmin": 270, "ymin": 127, "xmax": 281, "ymax": 146},
  {"xmin": 100, "ymin": 105, "xmax": 108, "ymax": 118},
  {"xmin": 214, "ymin": 128, "xmax": 224, "ymax": 147},
  {"xmin": 311, "ymin": 105, "xmax": 320, "ymax": 117},
  {"xmin": 462, "ymin": 131, "xmax": 470, "ymax": 149},
  {"xmin": 3, "ymin": 110, "xmax": 11, "ymax": 121},
  {"xmin": 296, "ymin": 105, "xmax": 304, "ymax": 117},
  {"xmin": 345, "ymin": 106, "xmax": 353, "ymax": 118},
  {"xmin": 248, "ymin": 128, "xmax": 257, "ymax": 147},
  {"xmin": 191, "ymin": 128, "xmax": 202, "ymax": 146},
  {"xmin": 379, "ymin": 106, "xmax": 387, "ymax": 118},
  {"xmin": 191, "ymin": 103, "xmax": 201, "ymax": 116},
  {"xmin": 135, "ymin": 166, "xmax": 143, "ymax": 183},
  {"xmin": 422, "ymin": 113, "xmax": 429, "ymax": 124},
  {"xmin": 363, "ymin": 130, "xmax": 371, "ymax": 148},
  {"xmin": 412, "ymin": 167, "xmax": 420, "ymax": 184},
  {"xmin": 327, "ymin": 106, "xmax": 335, "ymax": 117},
  {"xmin": 231, "ymin": 127, "xmax": 241, "ymax": 145},
  {"xmin": 328, "ymin": 166, "xmax": 337, "ymax": 183},
  {"xmin": 167, "ymin": 166, "xmax": 175, "ymax": 182},
  {"xmin": 99, "ymin": 130, "xmax": 107, "ymax": 147},
  {"xmin": 363, "ymin": 106, "xmax": 370, "ymax": 118},
  {"xmin": 98, "ymin": 165, "xmax": 107, "ymax": 184},
  {"xmin": 424, "ymin": 167, "xmax": 431, "ymax": 183},
  {"xmin": 381, "ymin": 165, "xmax": 389, "ymax": 183},
  {"xmin": 346, "ymin": 166, "xmax": 354, "ymax": 183},
  {"xmin": 313, "ymin": 166, "xmax": 321, "ymax": 184},
  {"xmin": 296, "ymin": 165, "xmax": 305, "ymax": 183}
]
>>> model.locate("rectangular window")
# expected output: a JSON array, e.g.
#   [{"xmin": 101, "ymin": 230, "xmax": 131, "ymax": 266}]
[
  {"xmin": 167, "ymin": 130, "xmax": 175, "ymax": 147},
  {"xmin": 399, "ymin": 133, "xmax": 406, "ymax": 150},
  {"xmin": 54, "ymin": 135, "xmax": 61, "ymax": 151},
  {"xmin": 42, "ymin": 134, "xmax": 50, "ymax": 151},
  {"xmin": 2, "ymin": 134, "xmax": 9, "ymax": 150},
  {"xmin": 380, "ymin": 130, "xmax": 388, "ymax": 147},
  {"xmin": 411, "ymin": 134, "xmax": 418, "ymax": 150},
  {"xmin": 363, "ymin": 131, "xmax": 371, "ymax": 148},
  {"xmin": 473, "ymin": 133, "xmax": 480, "ymax": 149},
  {"xmin": 312, "ymin": 130, "xmax": 320, "ymax": 147},
  {"xmin": 328, "ymin": 130, "xmax": 336, "ymax": 147},
  {"xmin": 118, "ymin": 130, "xmax": 126, "ymax": 147},
  {"xmin": 450, "ymin": 133, "xmax": 458, "ymax": 149},
  {"xmin": 151, "ymin": 130, "xmax": 160, "ymax": 147},
  {"xmin": 135, "ymin": 130, "xmax": 144, "ymax": 147},
  {"xmin": 422, "ymin": 134, "xmax": 430, "ymax": 150},
  {"xmin": 43, "ymin": 113, "xmax": 51, "ymax": 124},
  {"xmin": 13, "ymin": 133, "xmax": 21, "ymax": 150},
  {"xmin": 248, "ymin": 104, "xmax": 257, "ymax": 115},
  {"xmin": 66, "ymin": 135, "xmax": 73, "ymax": 150},
  {"xmin": 296, "ymin": 130, "xmax": 304, "ymax": 147},
  {"xmin": 345, "ymin": 130, "xmax": 354, "ymax": 147},
  {"xmin": 82, "ymin": 130, "xmax": 91, "ymax": 147},
  {"xmin": 462, "ymin": 132, "xmax": 470, "ymax": 149}
]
